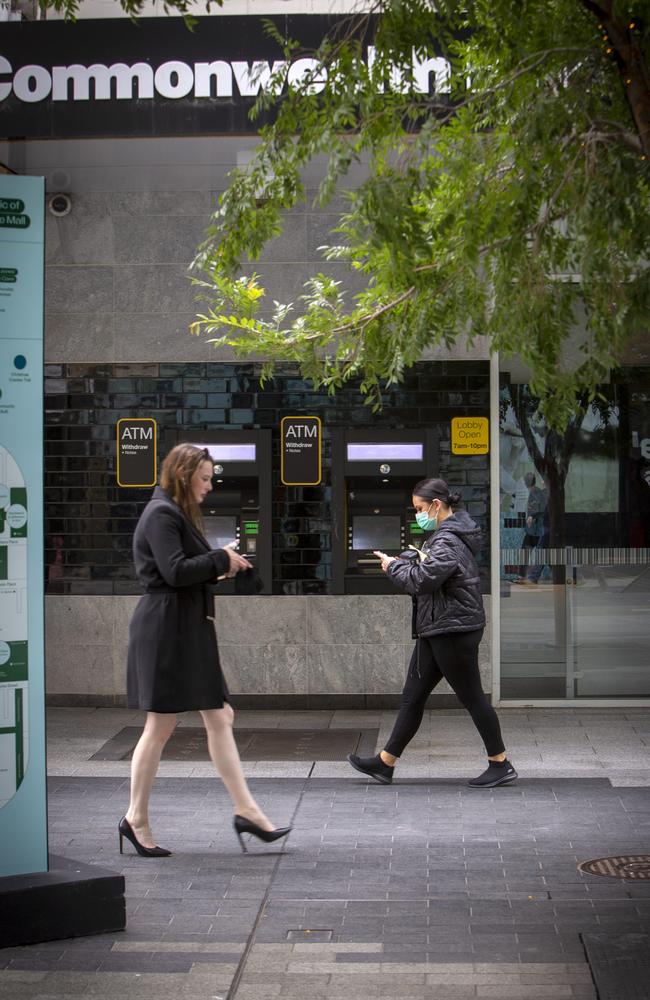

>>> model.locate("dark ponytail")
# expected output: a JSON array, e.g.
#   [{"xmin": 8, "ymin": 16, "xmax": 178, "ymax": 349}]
[{"xmin": 413, "ymin": 477, "xmax": 462, "ymax": 508}]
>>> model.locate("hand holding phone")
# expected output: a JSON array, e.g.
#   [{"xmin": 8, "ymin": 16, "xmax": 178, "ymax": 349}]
[
  {"xmin": 224, "ymin": 544, "xmax": 253, "ymax": 577},
  {"xmin": 373, "ymin": 550, "xmax": 396, "ymax": 572}
]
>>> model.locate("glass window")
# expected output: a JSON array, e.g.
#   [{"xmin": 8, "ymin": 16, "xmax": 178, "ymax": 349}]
[{"xmin": 499, "ymin": 371, "xmax": 650, "ymax": 698}]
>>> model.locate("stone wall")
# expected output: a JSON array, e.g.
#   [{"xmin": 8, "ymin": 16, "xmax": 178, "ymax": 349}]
[
  {"xmin": 44, "ymin": 186, "xmax": 368, "ymax": 364},
  {"xmin": 45, "ymin": 594, "xmax": 492, "ymax": 706}
]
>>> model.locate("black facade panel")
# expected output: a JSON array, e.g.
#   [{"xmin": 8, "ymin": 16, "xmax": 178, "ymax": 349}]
[{"xmin": 44, "ymin": 360, "xmax": 490, "ymax": 595}]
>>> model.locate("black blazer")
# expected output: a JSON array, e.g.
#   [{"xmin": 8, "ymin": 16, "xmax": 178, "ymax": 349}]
[{"xmin": 387, "ymin": 510, "xmax": 486, "ymax": 638}]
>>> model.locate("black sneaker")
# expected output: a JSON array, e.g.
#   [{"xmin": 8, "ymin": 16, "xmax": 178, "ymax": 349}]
[
  {"xmin": 468, "ymin": 759, "xmax": 518, "ymax": 788},
  {"xmin": 347, "ymin": 753, "xmax": 394, "ymax": 785}
]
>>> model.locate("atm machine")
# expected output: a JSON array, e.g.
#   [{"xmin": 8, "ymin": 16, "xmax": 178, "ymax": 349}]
[
  {"xmin": 165, "ymin": 430, "xmax": 272, "ymax": 594},
  {"xmin": 332, "ymin": 429, "xmax": 437, "ymax": 594}
]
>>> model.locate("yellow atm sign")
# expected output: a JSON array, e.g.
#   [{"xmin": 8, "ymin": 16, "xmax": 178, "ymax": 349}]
[{"xmin": 451, "ymin": 417, "xmax": 489, "ymax": 455}]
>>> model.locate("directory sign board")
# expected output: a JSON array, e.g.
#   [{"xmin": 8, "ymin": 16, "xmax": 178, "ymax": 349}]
[
  {"xmin": 281, "ymin": 416, "xmax": 321, "ymax": 486},
  {"xmin": 0, "ymin": 175, "xmax": 47, "ymax": 877}
]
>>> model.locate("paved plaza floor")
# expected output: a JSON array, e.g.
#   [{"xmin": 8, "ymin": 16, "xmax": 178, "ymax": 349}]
[{"xmin": 2, "ymin": 706, "xmax": 650, "ymax": 999}]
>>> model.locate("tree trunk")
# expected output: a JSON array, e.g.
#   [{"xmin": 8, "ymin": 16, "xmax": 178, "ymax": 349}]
[
  {"xmin": 546, "ymin": 466, "xmax": 565, "ymax": 550},
  {"xmin": 580, "ymin": 0, "xmax": 650, "ymax": 157},
  {"xmin": 509, "ymin": 391, "xmax": 571, "ymax": 654}
]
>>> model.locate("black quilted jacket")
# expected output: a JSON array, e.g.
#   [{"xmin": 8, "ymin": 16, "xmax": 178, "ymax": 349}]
[{"xmin": 387, "ymin": 510, "xmax": 486, "ymax": 638}]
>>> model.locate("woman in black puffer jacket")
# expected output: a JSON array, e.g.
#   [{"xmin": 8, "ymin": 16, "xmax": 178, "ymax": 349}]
[{"xmin": 348, "ymin": 477, "xmax": 517, "ymax": 788}]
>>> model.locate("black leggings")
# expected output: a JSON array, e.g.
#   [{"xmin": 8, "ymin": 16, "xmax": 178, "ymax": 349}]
[{"xmin": 384, "ymin": 630, "xmax": 505, "ymax": 758}]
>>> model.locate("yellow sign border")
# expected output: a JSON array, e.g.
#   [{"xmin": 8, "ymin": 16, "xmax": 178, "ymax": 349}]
[
  {"xmin": 116, "ymin": 417, "xmax": 157, "ymax": 487},
  {"xmin": 280, "ymin": 415, "xmax": 322, "ymax": 486}
]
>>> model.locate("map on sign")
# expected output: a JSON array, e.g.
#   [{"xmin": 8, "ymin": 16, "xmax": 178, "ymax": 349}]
[{"xmin": 0, "ymin": 444, "xmax": 28, "ymax": 810}]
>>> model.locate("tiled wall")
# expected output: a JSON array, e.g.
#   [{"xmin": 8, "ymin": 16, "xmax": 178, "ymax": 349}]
[
  {"xmin": 43, "ymin": 182, "xmax": 370, "ymax": 364},
  {"xmin": 44, "ymin": 360, "xmax": 490, "ymax": 596}
]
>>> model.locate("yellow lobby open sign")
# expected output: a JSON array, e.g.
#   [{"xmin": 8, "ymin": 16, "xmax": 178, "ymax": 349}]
[{"xmin": 451, "ymin": 417, "xmax": 489, "ymax": 455}]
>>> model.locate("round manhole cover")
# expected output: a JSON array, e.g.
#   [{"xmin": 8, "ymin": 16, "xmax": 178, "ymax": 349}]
[{"xmin": 578, "ymin": 855, "xmax": 650, "ymax": 880}]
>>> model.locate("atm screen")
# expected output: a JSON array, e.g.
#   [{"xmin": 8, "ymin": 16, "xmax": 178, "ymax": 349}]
[
  {"xmin": 352, "ymin": 515, "xmax": 401, "ymax": 551},
  {"xmin": 203, "ymin": 515, "xmax": 238, "ymax": 550},
  {"xmin": 194, "ymin": 443, "xmax": 256, "ymax": 462}
]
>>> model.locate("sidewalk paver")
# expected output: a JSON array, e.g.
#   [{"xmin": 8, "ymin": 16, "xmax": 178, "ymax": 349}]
[{"xmin": 1, "ymin": 708, "xmax": 650, "ymax": 999}]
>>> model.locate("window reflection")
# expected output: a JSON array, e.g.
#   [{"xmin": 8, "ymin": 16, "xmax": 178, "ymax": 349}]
[{"xmin": 500, "ymin": 372, "xmax": 650, "ymax": 699}]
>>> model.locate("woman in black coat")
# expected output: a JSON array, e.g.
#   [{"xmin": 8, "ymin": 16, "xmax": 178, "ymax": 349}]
[
  {"xmin": 120, "ymin": 443, "xmax": 290, "ymax": 857},
  {"xmin": 348, "ymin": 477, "xmax": 517, "ymax": 788}
]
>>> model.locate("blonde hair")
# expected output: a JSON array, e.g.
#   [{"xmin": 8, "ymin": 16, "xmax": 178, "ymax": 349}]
[{"xmin": 160, "ymin": 443, "xmax": 212, "ymax": 531}]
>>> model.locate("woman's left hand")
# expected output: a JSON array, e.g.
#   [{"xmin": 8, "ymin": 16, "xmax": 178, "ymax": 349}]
[
  {"xmin": 373, "ymin": 550, "xmax": 397, "ymax": 573},
  {"xmin": 223, "ymin": 543, "xmax": 253, "ymax": 578}
]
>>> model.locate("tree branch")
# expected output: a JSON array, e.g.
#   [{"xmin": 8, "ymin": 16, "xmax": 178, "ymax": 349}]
[
  {"xmin": 512, "ymin": 393, "xmax": 546, "ymax": 475},
  {"xmin": 531, "ymin": 141, "xmax": 583, "ymax": 254},
  {"xmin": 331, "ymin": 285, "xmax": 415, "ymax": 334},
  {"xmin": 587, "ymin": 119, "xmax": 643, "ymax": 154}
]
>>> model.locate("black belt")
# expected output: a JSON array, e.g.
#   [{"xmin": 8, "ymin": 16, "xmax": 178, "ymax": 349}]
[{"xmin": 143, "ymin": 585, "xmax": 215, "ymax": 620}]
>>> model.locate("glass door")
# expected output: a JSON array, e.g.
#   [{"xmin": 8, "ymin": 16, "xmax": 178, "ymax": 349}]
[{"xmin": 499, "ymin": 373, "xmax": 650, "ymax": 700}]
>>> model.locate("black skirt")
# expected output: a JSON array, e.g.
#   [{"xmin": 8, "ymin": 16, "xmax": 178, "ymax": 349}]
[{"xmin": 126, "ymin": 591, "xmax": 229, "ymax": 713}]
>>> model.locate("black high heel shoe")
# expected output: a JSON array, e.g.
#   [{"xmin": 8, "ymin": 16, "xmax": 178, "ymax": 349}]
[
  {"xmin": 118, "ymin": 816, "xmax": 172, "ymax": 858},
  {"xmin": 233, "ymin": 815, "xmax": 291, "ymax": 853}
]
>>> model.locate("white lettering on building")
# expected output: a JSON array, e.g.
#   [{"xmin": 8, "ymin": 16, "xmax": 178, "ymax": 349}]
[
  {"xmin": 0, "ymin": 51, "xmax": 451, "ymax": 104},
  {"xmin": 13, "ymin": 64, "xmax": 52, "ymax": 102},
  {"xmin": 231, "ymin": 60, "xmax": 288, "ymax": 97},
  {"xmin": 366, "ymin": 46, "xmax": 450, "ymax": 95},
  {"xmin": 286, "ymin": 58, "xmax": 327, "ymax": 95},
  {"xmin": 51, "ymin": 62, "xmax": 154, "ymax": 101},
  {"xmin": 0, "ymin": 55, "xmax": 12, "ymax": 101},
  {"xmin": 193, "ymin": 61, "xmax": 233, "ymax": 98},
  {"xmin": 154, "ymin": 61, "xmax": 194, "ymax": 100}
]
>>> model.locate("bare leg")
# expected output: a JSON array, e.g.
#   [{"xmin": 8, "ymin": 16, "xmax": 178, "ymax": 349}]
[
  {"xmin": 201, "ymin": 705, "xmax": 275, "ymax": 832},
  {"xmin": 125, "ymin": 712, "xmax": 177, "ymax": 848}
]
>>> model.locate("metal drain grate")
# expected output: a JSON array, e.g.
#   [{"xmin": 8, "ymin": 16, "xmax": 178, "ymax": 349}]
[
  {"xmin": 578, "ymin": 855, "xmax": 650, "ymax": 880},
  {"xmin": 286, "ymin": 929, "xmax": 333, "ymax": 942}
]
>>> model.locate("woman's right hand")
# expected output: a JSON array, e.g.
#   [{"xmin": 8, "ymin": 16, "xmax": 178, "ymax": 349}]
[
  {"xmin": 373, "ymin": 550, "xmax": 397, "ymax": 573},
  {"xmin": 223, "ymin": 542, "xmax": 253, "ymax": 577}
]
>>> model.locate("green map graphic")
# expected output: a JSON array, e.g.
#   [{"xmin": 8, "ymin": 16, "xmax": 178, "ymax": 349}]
[{"xmin": 0, "ymin": 445, "xmax": 28, "ymax": 808}]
